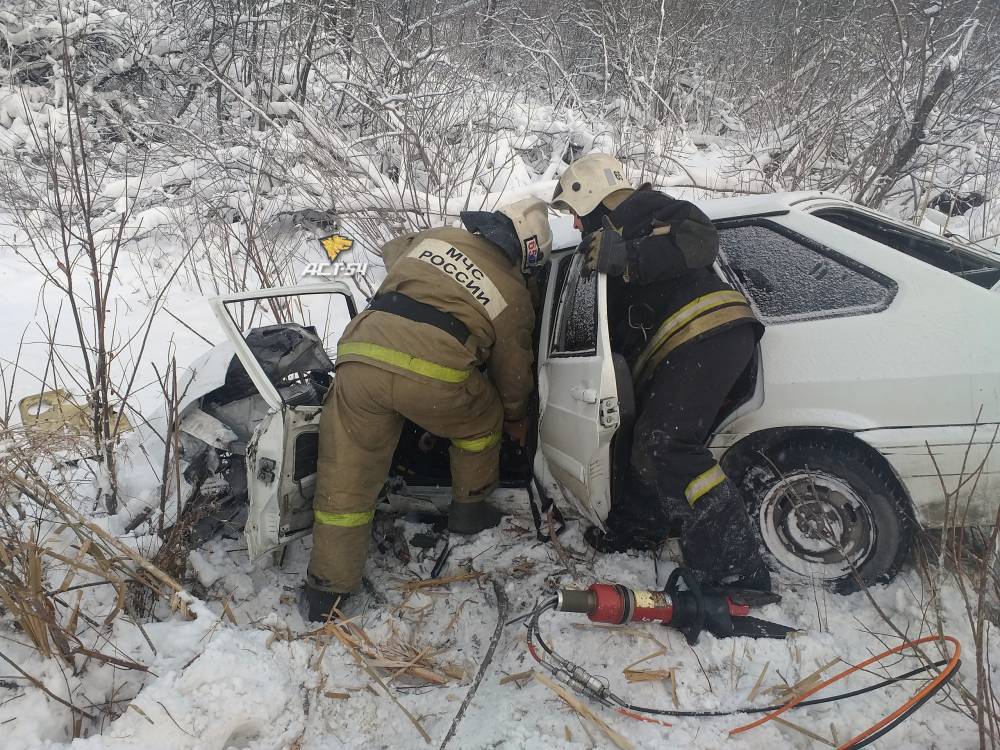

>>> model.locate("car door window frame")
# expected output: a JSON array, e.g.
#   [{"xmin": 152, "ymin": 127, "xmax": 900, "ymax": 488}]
[
  {"xmin": 549, "ymin": 254, "xmax": 598, "ymax": 357},
  {"xmin": 209, "ymin": 283, "xmax": 357, "ymax": 410}
]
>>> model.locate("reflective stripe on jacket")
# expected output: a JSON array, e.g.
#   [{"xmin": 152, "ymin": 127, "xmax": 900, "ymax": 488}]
[{"xmin": 632, "ymin": 290, "xmax": 758, "ymax": 388}]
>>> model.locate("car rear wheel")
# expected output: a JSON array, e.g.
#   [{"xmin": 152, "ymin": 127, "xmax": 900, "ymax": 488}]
[{"xmin": 736, "ymin": 438, "xmax": 914, "ymax": 593}]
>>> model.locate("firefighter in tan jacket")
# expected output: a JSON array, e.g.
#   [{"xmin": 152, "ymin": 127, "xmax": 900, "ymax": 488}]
[{"xmin": 304, "ymin": 198, "xmax": 552, "ymax": 620}]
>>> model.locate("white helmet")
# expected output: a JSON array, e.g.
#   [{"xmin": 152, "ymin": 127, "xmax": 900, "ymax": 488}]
[
  {"xmin": 498, "ymin": 197, "xmax": 553, "ymax": 271},
  {"xmin": 551, "ymin": 153, "xmax": 632, "ymax": 217}
]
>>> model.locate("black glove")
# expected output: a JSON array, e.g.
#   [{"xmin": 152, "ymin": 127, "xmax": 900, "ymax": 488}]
[{"xmin": 576, "ymin": 216, "xmax": 628, "ymax": 278}]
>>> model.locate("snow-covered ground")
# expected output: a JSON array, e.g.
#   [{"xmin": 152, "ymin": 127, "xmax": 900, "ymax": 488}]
[{"xmin": 4, "ymin": 496, "xmax": 987, "ymax": 750}]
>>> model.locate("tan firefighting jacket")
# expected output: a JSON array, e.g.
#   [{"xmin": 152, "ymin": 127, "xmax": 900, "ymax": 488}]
[{"xmin": 337, "ymin": 226, "xmax": 535, "ymax": 421}]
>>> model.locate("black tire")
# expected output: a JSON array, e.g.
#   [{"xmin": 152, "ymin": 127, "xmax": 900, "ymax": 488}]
[{"xmin": 735, "ymin": 438, "xmax": 914, "ymax": 593}]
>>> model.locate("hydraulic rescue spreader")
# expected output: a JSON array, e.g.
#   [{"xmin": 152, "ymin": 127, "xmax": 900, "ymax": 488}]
[{"xmin": 556, "ymin": 567, "xmax": 795, "ymax": 643}]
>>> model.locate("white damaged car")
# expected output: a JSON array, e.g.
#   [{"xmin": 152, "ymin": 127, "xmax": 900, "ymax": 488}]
[{"xmin": 174, "ymin": 192, "xmax": 1000, "ymax": 592}]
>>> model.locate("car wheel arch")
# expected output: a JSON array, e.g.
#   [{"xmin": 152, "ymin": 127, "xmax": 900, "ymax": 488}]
[{"xmin": 720, "ymin": 426, "xmax": 918, "ymax": 525}]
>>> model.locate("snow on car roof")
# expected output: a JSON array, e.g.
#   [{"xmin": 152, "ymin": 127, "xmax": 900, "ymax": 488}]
[
  {"xmin": 695, "ymin": 191, "xmax": 832, "ymax": 220},
  {"xmin": 550, "ymin": 212, "xmax": 580, "ymax": 251}
]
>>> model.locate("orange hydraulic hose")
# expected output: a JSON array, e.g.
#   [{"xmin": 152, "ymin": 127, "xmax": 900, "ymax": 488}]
[
  {"xmin": 528, "ymin": 600, "xmax": 961, "ymax": 748},
  {"xmin": 831, "ymin": 635, "xmax": 961, "ymax": 749},
  {"xmin": 728, "ymin": 634, "xmax": 961, "ymax": 748},
  {"xmin": 615, "ymin": 708, "xmax": 673, "ymax": 728}
]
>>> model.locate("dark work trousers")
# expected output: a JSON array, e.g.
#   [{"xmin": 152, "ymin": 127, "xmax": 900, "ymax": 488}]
[{"xmin": 617, "ymin": 323, "xmax": 764, "ymax": 583}]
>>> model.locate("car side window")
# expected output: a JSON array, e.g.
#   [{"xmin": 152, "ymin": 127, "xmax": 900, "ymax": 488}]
[
  {"xmin": 813, "ymin": 207, "xmax": 1000, "ymax": 290},
  {"xmin": 717, "ymin": 220, "xmax": 897, "ymax": 323},
  {"xmin": 550, "ymin": 255, "xmax": 597, "ymax": 356}
]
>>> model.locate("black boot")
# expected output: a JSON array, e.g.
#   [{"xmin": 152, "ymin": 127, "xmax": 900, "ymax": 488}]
[
  {"xmin": 702, "ymin": 566, "xmax": 780, "ymax": 607},
  {"xmin": 584, "ymin": 522, "xmax": 661, "ymax": 553},
  {"xmin": 448, "ymin": 501, "xmax": 503, "ymax": 535},
  {"xmin": 682, "ymin": 477, "xmax": 775, "ymax": 596},
  {"xmin": 584, "ymin": 482, "xmax": 671, "ymax": 553},
  {"xmin": 301, "ymin": 581, "xmax": 352, "ymax": 623}
]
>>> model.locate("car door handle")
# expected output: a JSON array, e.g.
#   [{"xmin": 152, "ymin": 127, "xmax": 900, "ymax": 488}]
[{"xmin": 571, "ymin": 387, "xmax": 598, "ymax": 404}]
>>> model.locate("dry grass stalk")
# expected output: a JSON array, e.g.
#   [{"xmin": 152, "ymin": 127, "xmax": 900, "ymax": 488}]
[
  {"xmin": 398, "ymin": 571, "xmax": 486, "ymax": 592},
  {"xmin": 325, "ymin": 622, "xmax": 432, "ymax": 744},
  {"xmin": 623, "ymin": 668, "xmax": 674, "ymax": 684},
  {"xmin": 624, "ymin": 649, "xmax": 667, "ymax": 671},
  {"xmin": 507, "ymin": 557, "xmax": 537, "ymax": 578},
  {"xmin": 771, "ymin": 715, "xmax": 837, "ymax": 747},
  {"xmin": 373, "ymin": 658, "xmax": 450, "ymax": 686},
  {"xmin": 0, "ymin": 649, "xmax": 96, "ymax": 722},
  {"xmin": 766, "ymin": 657, "xmax": 840, "ymax": 702},
  {"xmin": 499, "ymin": 671, "xmax": 534, "ymax": 686},
  {"xmin": 534, "ymin": 671, "xmax": 635, "ymax": 750},
  {"xmin": 0, "ymin": 434, "xmax": 205, "ymax": 732},
  {"xmin": 0, "ymin": 529, "xmax": 153, "ymax": 670},
  {"xmin": 571, "ymin": 623, "xmax": 670, "ymax": 652},
  {"xmin": 8, "ymin": 465, "xmax": 185, "ymax": 596},
  {"xmin": 545, "ymin": 507, "xmax": 587, "ymax": 576},
  {"xmin": 442, "ymin": 598, "xmax": 473, "ymax": 634},
  {"xmin": 0, "ymin": 535, "xmax": 58, "ymax": 659},
  {"xmin": 313, "ymin": 618, "xmax": 464, "ymax": 688},
  {"xmin": 127, "ymin": 704, "xmax": 155, "ymax": 725},
  {"xmin": 221, "ymin": 598, "xmax": 239, "ymax": 625},
  {"xmin": 748, "ymin": 661, "xmax": 770, "ymax": 702}
]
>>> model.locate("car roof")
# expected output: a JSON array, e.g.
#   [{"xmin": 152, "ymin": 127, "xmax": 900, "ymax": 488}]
[{"xmin": 694, "ymin": 191, "xmax": 834, "ymax": 220}]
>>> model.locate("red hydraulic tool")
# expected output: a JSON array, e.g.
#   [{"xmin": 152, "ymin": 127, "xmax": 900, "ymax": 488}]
[{"xmin": 556, "ymin": 568, "xmax": 794, "ymax": 643}]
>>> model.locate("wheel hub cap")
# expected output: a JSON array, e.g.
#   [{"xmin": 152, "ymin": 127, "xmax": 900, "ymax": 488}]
[{"xmin": 759, "ymin": 471, "xmax": 876, "ymax": 579}]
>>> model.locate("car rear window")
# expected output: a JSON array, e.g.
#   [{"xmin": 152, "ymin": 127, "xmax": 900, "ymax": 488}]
[
  {"xmin": 717, "ymin": 220, "xmax": 897, "ymax": 323},
  {"xmin": 813, "ymin": 207, "xmax": 1000, "ymax": 290}
]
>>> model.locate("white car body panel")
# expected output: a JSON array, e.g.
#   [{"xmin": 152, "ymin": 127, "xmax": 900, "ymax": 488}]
[
  {"xmin": 244, "ymin": 406, "xmax": 323, "ymax": 561},
  {"xmin": 855, "ymin": 424, "xmax": 999, "ymax": 525},
  {"xmin": 707, "ymin": 200, "xmax": 1000, "ymax": 527},
  {"xmin": 209, "ymin": 282, "xmax": 355, "ymax": 562}
]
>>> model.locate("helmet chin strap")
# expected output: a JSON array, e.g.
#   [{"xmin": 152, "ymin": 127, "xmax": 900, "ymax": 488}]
[
  {"xmin": 580, "ymin": 188, "xmax": 635, "ymax": 233},
  {"xmin": 580, "ymin": 202, "xmax": 612, "ymax": 234}
]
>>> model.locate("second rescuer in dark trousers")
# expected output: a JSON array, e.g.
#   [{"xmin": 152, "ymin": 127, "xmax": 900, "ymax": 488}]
[
  {"xmin": 551, "ymin": 152, "xmax": 772, "ymax": 594},
  {"xmin": 628, "ymin": 325, "xmax": 759, "ymax": 585}
]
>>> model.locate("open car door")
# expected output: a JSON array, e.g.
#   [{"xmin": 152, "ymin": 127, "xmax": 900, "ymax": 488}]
[
  {"xmin": 535, "ymin": 253, "xmax": 620, "ymax": 528},
  {"xmin": 210, "ymin": 283, "xmax": 356, "ymax": 563}
]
